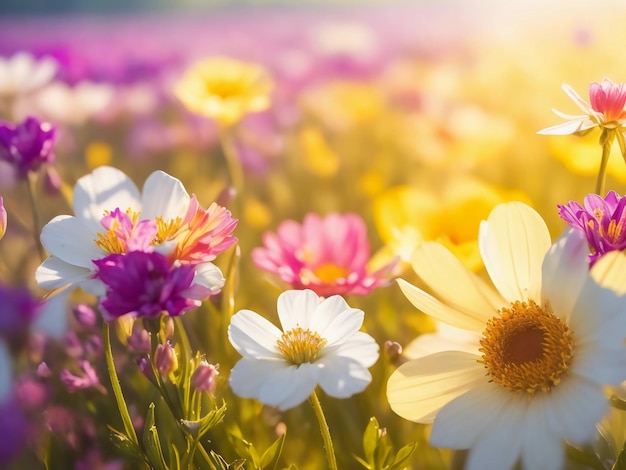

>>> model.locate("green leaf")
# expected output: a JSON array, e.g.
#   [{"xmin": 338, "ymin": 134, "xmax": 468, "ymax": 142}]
[
  {"xmin": 143, "ymin": 403, "xmax": 169, "ymax": 470},
  {"xmin": 108, "ymin": 426, "xmax": 144, "ymax": 459},
  {"xmin": 260, "ymin": 433, "xmax": 286, "ymax": 470},
  {"xmin": 207, "ymin": 451, "xmax": 231, "ymax": 470},
  {"xmin": 614, "ymin": 440, "xmax": 626, "ymax": 470},
  {"xmin": 362, "ymin": 417, "xmax": 380, "ymax": 465},
  {"xmin": 180, "ymin": 401, "xmax": 227, "ymax": 440},
  {"xmin": 228, "ymin": 434, "xmax": 261, "ymax": 469},
  {"xmin": 169, "ymin": 444, "xmax": 181, "ymax": 470},
  {"xmin": 385, "ymin": 442, "xmax": 418, "ymax": 470}
]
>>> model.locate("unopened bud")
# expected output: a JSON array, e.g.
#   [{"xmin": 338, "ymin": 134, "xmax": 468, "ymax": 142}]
[
  {"xmin": 154, "ymin": 342, "xmax": 178, "ymax": 377},
  {"xmin": 162, "ymin": 316, "xmax": 174, "ymax": 340},
  {"xmin": 72, "ymin": 304, "xmax": 97, "ymax": 329},
  {"xmin": 384, "ymin": 340, "xmax": 403, "ymax": 363},
  {"xmin": 190, "ymin": 361, "xmax": 219, "ymax": 393}
]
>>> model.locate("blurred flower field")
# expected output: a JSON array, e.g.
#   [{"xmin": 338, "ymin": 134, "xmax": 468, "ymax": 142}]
[{"xmin": 2, "ymin": 1, "xmax": 626, "ymax": 469}]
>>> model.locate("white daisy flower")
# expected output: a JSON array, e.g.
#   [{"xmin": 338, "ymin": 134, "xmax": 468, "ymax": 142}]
[
  {"xmin": 387, "ymin": 202, "xmax": 626, "ymax": 470},
  {"xmin": 0, "ymin": 52, "xmax": 57, "ymax": 98},
  {"xmin": 228, "ymin": 289, "xmax": 379, "ymax": 411},
  {"xmin": 35, "ymin": 166, "xmax": 224, "ymax": 296}
]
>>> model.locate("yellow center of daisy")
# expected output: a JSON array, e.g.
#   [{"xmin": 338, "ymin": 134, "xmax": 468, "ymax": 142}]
[
  {"xmin": 276, "ymin": 327, "xmax": 327, "ymax": 366},
  {"xmin": 479, "ymin": 299, "xmax": 575, "ymax": 395},
  {"xmin": 312, "ymin": 263, "xmax": 349, "ymax": 283}
]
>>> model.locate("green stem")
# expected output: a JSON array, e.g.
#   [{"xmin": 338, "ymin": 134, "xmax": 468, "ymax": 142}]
[
  {"xmin": 309, "ymin": 390, "xmax": 337, "ymax": 470},
  {"xmin": 595, "ymin": 139, "xmax": 612, "ymax": 196},
  {"xmin": 103, "ymin": 322, "xmax": 139, "ymax": 445},
  {"xmin": 218, "ymin": 125, "xmax": 244, "ymax": 218},
  {"xmin": 26, "ymin": 172, "xmax": 46, "ymax": 261}
]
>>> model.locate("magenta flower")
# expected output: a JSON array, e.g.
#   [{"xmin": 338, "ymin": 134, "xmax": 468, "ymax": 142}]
[
  {"xmin": 558, "ymin": 190, "xmax": 626, "ymax": 265},
  {"xmin": 93, "ymin": 251, "xmax": 213, "ymax": 321},
  {"xmin": 0, "ymin": 116, "xmax": 56, "ymax": 178},
  {"xmin": 0, "ymin": 283, "xmax": 42, "ymax": 343},
  {"xmin": 60, "ymin": 360, "xmax": 105, "ymax": 394},
  {"xmin": 252, "ymin": 212, "xmax": 394, "ymax": 297}
]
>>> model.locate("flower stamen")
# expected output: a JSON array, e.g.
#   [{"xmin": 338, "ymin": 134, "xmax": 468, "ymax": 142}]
[
  {"xmin": 276, "ymin": 327, "xmax": 327, "ymax": 366},
  {"xmin": 479, "ymin": 299, "xmax": 575, "ymax": 395}
]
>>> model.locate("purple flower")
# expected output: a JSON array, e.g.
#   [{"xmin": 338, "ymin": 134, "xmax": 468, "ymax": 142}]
[
  {"xmin": 93, "ymin": 251, "xmax": 211, "ymax": 321},
  {"xmin": 0, "ymin": 396, "xmax": 29, "ymax": 465},
  {"xmin": 0, "ymin": 283, "xmax": 42, "ymax": 344},
  {"xmin": 60, "ymin": 360, "xmax": 105, "ymax": 394},
  {"xmin": 0, "ymin": 116, "xmax": 56, "ymax": 178},
  {"xmin": 558, "ymin": 190, "xmax": 626, "ymax": 265}
]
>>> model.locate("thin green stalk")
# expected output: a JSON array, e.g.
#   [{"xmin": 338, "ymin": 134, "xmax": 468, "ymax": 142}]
[
  {"xmin": 218, "ymin": 125, "xmax": 244, "ymax": 218},
  {"xmin": 26, "ymin": 172, "xmax": 46, "ymax": 261},
  {"xmin": 103, "ymin": 322, "xmax": 139, "ymax": 445},
  {"xmin": 309, "ymin": 390, "xmax": 337, "ymax": 470}
]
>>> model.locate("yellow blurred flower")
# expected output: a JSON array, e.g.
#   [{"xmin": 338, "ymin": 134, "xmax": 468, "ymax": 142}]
[
  {"xmin": 371, "ymin": 176, "xmax": 531, "ymax": 272},
  {"xmin": 174, "ymin": 56, "xmax": 273, "ymax": 126}
]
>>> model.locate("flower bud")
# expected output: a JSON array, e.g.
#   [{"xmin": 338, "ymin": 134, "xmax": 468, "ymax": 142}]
[
  {"xmin": 190, "ymin": 361, "xmax": 219, "ymax": 393},
  {"xmin": 154, "ymin": 342, "xmax": 178, "ymax": 377},
  {"xmin": 127, "ymin": 323, "xmax": 150, "ymax": 354},
  {"xmin": 0, "ymin": 197, "xmax": 6, "ymax": 241},
  {"xmin": 72, "ymin": 304, "xmax": 97, "ymax": 330}
]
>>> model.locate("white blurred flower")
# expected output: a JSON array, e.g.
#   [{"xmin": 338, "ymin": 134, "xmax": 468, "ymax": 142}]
[
  {"xmin": 0, "ymin": 52, "xmax": 57, "ymax": 98},
  {"xmin": 228, "ymin": 289, "xmax": 379, "ymax": 411}
]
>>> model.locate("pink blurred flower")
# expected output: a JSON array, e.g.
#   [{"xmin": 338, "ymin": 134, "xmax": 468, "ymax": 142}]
[
  {"xmin": 0, "ymin": 197, "xmax": 6, "ymax": 241},
  {"xmin": 60, "ymin": 360, "xmax": 105, "ymax": 394},
  {"xmin": 558, "ymin": 190, "xmax": 626, "ymax": 266},
  {"xmin": 252, "ymin": 212, "xmax": 395, "ymax": 297}
]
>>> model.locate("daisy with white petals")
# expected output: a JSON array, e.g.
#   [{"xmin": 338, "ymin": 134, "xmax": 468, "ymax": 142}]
[
  {"xmin": 36, "ymin": 166, "xmax": 235, "ymax": 297},
  {"xmin": 228, "ymin": 289, "xmax": 379, "ymax": 411},
  {"xmin": 387, "ymin": 202, "xmax": 626, "ymax": 470}
]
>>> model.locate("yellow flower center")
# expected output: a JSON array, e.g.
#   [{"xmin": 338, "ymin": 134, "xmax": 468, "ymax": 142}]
[
  {"xmin": 479, "ymin": 300, "xmax": 574, "ymax": 395},
  {"xmin": 154, "ymin": 216, "xmax": 184, "ymax": 245},
  {"xmin": 206, "ymin": 78, "xmax": 247, "ymax": 100},
  {"xmin": 312, "ymin": 263, "xmax": 350, "ymax": 283},
  {"xmin": 94, "ymin": 209, "xmax": 140, "ymax": 254},
  {"xmin": 276, "ymin": 327, "xmax": 327, "ymax": 366}
]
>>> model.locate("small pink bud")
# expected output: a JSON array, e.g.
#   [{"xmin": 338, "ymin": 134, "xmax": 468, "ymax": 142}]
[
  {"xmin": 154, "ymin": 342, "xmax": 178, "ymax": 377},
  {"xmin": 0, "ymin": 197, "xmax": 6, "ymax": 241},
  {"xmin": 72, "ymin": 304, "xmax": 97, "ymax": 329},
  {"xmin": 190, "ymin": 361, "xmax": 219, "ymax": 393}
]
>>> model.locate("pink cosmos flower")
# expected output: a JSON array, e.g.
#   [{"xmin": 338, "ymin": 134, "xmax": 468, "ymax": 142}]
[
  {"xmin": 538, "ymin": 78, "xmax": 626, "ymax": 135},
  {"xmin": 558, "ymin": 190, "xmax": 626, "ymax": 265},
  {"xmin": 93, "ymin": 251, "xmax": 216, "ymax": 321},
  {"xmin": 252, "ymin": 212, "xmax": 395, "ymax": 297}
]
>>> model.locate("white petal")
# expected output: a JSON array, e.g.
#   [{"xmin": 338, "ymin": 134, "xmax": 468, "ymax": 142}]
[
  {"xmin": 543, "ymin": 376, "xmax": 609, "ymax": 445},
  {"xmin": 32, "ymin": 290, "xmax": 69, "ymax": 340},
  {"xmin": 479, "ymin": 202, "xmax": 551, "ymax": 303},
  {"xmin": 571, "ymin": 342, "xmax": 626, "ymax": 386},
  {"xmin": 316, "ymin": 307, "xmax": 364, "ymax": 347},
  {"xmin": 309, "ymin": 294, "xmax": 355, "ymax": 336},
  {"xmin": 0, "ymin": 341, "xmax": 12, "ymax": 403},
  {"xmin": 397, "ymin": 279, "xmax": 486, "ymax": 331},
  {"xmin": 465, "ymin": 399, "xmax": 526, "ymax": 470},
  {"xmin": 229, "ymin": 357, "xmax": 286, "ymax": 399},
  {"xmin": 327, "ymin": 331, "xmax": 379, "ymax": 367},
  {"xmin": 404, "ymin": 322, "xmax": 481, "ymax": 359},
  {"xmin": 317, "ymin": 356, "xmax": 372, "ymax": 398},
  {"xmin": 140, "ymin": 170, "xmax": 190, "ymax": 221},
  {"xmin": 277, "ymin": 289, "xmax": 320, "ymax": 331},
  {"xmin": 35, "ymin": 256, "xmax": 91, "ymax": 291},
  {"xmin": 591, "ymin": 250, "xmax": 626, "ymax": 295},
  {"xmin": 541, "ymin": 229, "xmax": 589, "ymax": 320},
  {"xmin": 561, "ymin": 83, "xmax": 596, "ymax": 116},
  {"xmin": 258, "ymin": 363, "xmax": 318, "ymax": 410},
  {"xmin": 73, "ymin": 166, "xmax": 141, "ymax": 232},
  {"xmin": 430, "ymin": 382, "xmax": 511, "ymax": 450},
  {"xmin": 193, "ymin": 262, "xmax": 225, "ymax": 295},
  {"xmin": 521, "ymin": 400, "xmax": 564, "ymax": 470},
  {"xmin": 410, "ymin": 241, "xmax": 504, "ymax": 323},
  {"xmin": 387, "ymin": 350, "xmax": 485, "ymax": 423},
  {"xmin": 228, "ymin": 310, "xmax": 283, "ymax": 359},
  {"xmin": 40, "ymin": 215, "xmax": 103, "ymax": 268},
  {"xmin": 536, "ymin": 118, "xmax": 595, "ymax": 135}
]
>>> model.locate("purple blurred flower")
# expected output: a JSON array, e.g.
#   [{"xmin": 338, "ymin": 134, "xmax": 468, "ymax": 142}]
[
  {"xmin": 60, "ymin": 360, "xmax": 105, "ymax": 394},
  {"xmin": 72, "ymin": 304, "xmax": 98, "ymax": 330},
  {"xmin": 0, "ymin": 116, "xmax": 56, "ymax": 178},
  {"xmin": 0, "ymin": 396, "xmax": 29, "ymax": 465},
  {"xmin": 0, "ymin": 283, "xmax": 42, "ymax": 343},
  {"xmin": 558, "ymin": 190, "xmax": 626, "ymax": 266},
  {"xmin": 93, "ymin": 251, "xmax": 212, "ymax": 321}
]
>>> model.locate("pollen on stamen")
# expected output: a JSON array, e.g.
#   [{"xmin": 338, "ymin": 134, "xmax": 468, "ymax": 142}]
[
  {"xmin": 479, "ymin": 299, "xmax": 575, "ymax": 395},
  {"xmin": 275, "ymin": 327, "xmax": 327, "ymax": 366},
  {"xmin": 154, "ymin": 216, "xmax": 183, "ymax": 245}
]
